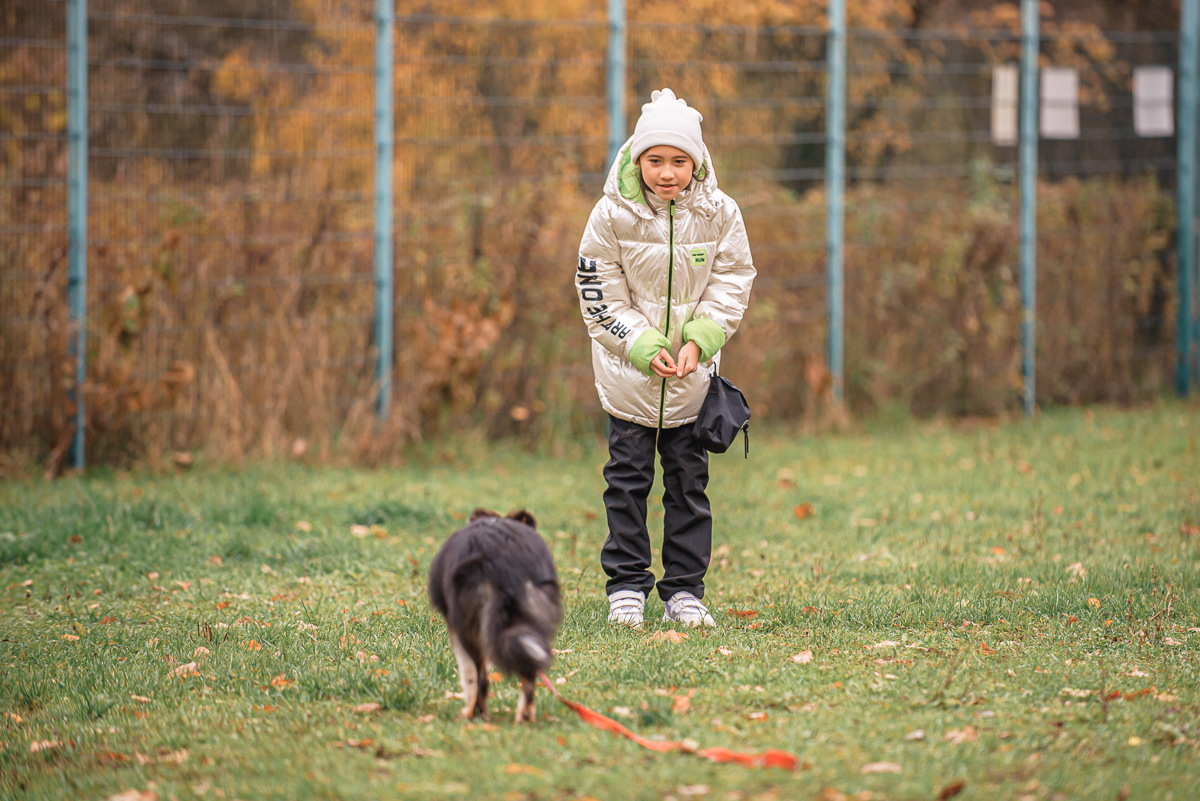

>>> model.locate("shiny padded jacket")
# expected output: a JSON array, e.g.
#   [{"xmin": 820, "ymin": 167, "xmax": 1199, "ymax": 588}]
[{"xmin": 575, "ymin": 138, "xmax": 756, "ymax": 429}]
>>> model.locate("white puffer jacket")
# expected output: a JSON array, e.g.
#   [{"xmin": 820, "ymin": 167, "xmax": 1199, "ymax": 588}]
[{"xmin": 576, "ymin": 138, "xmax": 756, "ymax": 428}]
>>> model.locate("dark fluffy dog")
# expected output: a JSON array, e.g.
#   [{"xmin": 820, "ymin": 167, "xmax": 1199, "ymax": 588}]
[{"xmin": 428, "ymin": 509, "xmax": 561, "ymax": 723}]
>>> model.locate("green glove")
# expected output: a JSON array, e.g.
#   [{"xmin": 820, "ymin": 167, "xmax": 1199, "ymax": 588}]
[
  {"xmin": 682, "ymin": 318, "xmax": 726, "ymax": 362},
  {"xmin": 629, "ymin": 329, "xmax": 672, "ymax": 376}
]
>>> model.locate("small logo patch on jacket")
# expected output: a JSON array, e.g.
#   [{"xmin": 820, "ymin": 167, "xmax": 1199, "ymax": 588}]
[{"xmin": 690, "ymin": 247, "xmax": 706, "ymax": 267}]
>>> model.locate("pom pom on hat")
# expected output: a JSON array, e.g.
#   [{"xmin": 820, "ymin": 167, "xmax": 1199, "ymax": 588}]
[{"xmin": 629, "ymin": 88, "xmax": 705, "ymax": 169}]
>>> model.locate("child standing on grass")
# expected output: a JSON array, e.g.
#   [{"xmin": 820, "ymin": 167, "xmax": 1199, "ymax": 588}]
[{"xmin": 575, "ymin": 88, "xmax": 755, "ymax": 628}]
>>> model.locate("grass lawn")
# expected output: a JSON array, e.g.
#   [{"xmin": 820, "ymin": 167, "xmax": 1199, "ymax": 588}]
[{"xmin": 2, "ymin": 402, "xmax": 1199, "ymax": 801}]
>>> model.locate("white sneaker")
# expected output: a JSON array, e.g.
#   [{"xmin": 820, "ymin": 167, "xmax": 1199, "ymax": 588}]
[
  {"xmin": 662, "ymin": 591, "xmax": 716, "ymax": 628},
  {"xmin": 607, "ymin": 590, "xmax": 645, "ymax": 628}
]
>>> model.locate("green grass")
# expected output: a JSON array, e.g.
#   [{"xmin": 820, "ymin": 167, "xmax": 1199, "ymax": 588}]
[{"xmin": 2, "ymin": 402, "xmax": 1199, "ymax": 801}]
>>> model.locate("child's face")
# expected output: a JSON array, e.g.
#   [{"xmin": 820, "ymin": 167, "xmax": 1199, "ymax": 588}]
[{"xmin": 637, "ymin": 146, "xmax": 694, "ymax": 201}]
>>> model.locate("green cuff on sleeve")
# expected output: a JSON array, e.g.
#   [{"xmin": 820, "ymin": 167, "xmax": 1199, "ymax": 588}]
[
  {"xmin": 629, "ymin": 329, "xmax": 672, "ymax": 376},
  {"xmin": 683, "ymin": 318, "xmax": 726, "ymax": 362}
]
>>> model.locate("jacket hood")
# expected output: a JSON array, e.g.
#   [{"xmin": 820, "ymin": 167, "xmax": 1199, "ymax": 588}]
[{"xmin": 603, "ymin": 136, "xmax": 720, "ymax": 222}]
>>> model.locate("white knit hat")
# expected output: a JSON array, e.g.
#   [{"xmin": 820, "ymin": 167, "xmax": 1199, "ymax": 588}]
[{"xmin": 629, "ymin": 88, "xmax": 705, "ymax": 168}]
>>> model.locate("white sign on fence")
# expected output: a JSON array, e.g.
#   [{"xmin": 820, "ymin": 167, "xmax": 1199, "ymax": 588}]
[
  {"xmin": 1040, "ymin": 67, "xmax": 1079, "ymax": 139},
  {"xmin": 991, "ymin": 64, "xmax": 1019, "ymax": 145},
  {"xmin": 1133, "ymin": 66, "xmax": 1173, "ymax": 137}
]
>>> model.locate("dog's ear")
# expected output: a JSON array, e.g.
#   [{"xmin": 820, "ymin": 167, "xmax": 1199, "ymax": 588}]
[
  {"xmin": 507, "ymin": 509, "xmax": 537, "ymax": 529},
  {"xmin": 469, "ymin": 508, "xmax": 500, "ymax": 523}
]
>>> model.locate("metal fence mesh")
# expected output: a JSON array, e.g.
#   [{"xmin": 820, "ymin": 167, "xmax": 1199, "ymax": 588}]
[{"xmin": 0, "ymin": 2, "xmax": 1186, "ymax": 464}]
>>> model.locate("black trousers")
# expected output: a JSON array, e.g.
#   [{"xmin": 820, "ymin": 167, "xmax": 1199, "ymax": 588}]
[{"xmin": 601, "ymin": 414, "xmax": 712, "ymax": 602}]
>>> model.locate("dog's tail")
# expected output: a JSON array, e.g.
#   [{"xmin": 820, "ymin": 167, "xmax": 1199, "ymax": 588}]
[{"xmin": 487, "ymin": 580, "xmax": 560, "ymax": 678}]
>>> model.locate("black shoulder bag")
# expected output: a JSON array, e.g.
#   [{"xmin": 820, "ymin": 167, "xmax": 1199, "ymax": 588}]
[{"xmin": 692, "ymin": 363, "xmax": 751, "ymax": 458}]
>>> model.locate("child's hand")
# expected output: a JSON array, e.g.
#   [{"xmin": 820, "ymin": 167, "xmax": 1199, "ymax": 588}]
[
  {"xmin": 676, "ymin": 341, "xmax": 701, "ymax": 378},
  {"xmin": 650, "ymin": 348, "xmax": 677, "ymax": 378}
]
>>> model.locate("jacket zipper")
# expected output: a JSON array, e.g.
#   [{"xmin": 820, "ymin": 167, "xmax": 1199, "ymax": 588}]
[{"xmin": 657, "ymin": 200, "xmax": 675, "ymax": 430}]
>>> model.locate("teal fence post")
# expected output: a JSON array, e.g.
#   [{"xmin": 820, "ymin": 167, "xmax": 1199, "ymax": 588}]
[
  {"xmin": 1018, "ymin": 0, "xmax": 1039, "ymax": 416},
  {"xmin": 825, "ymin": 0, "xmax": 846, "ymax": 403},
  {"xmin": 67, "ymin": 0, "xmax": 88, "ymax": 468},
  {"xmin": 373, "ymin": 0, "xmax": 395, "ymax": 417},
  {"xmin": 1180, "ymin": 0, "xmax": 1198, "ymax": 396},
  {"xmin": 606, "ymin": 0, "xmax": 626, "ymax": 169}
]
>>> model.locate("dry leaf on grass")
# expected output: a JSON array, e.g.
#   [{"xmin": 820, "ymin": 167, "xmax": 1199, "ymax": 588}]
[
  {"xmin": 295, "ymin": 521, "xmax": 312, "ymax": 532},
  {"xmin": 130, "ymin": 695, "xmax": 152, "ymax": 703},
  {"xmin": 671, "ymin": 694, "xmax": 692, "ymax": 715},
  {"xmin": 61, "ymin": 634, "xmax": 79, "ymax": 641},
  {"xmin": 245, "ymin": 641, "xmax": 262, "ymax": 652},
  {"xmin": 352, "ymin": 703, "xmax": 382, "ymax": 713},
  {"xmin": 171, "ymin": 662, "xmax": 199, "ymax": 677},
  {"xmin": 503, "ymin": 764, "xmax": 544, "ymax": 776},
  {"xmin": 29, "ymin": 740, "xmax": 60, "ymax": 753},
  {"xmin": 1127, "ymin": 668, "xmax": 1149, "ymax": 677},
  {"xmin": 717, "ymin": 647, "xmax": 734, "ymax": 657},
  {"xmin": 861, "ymin": 761, "xmax": 902, "ymax": 774},
  {"xmin": 747, "ymin": 711, "xmax": 768, "ymax": 722},
  {"xmin": 270, "ymin": 674, "xmax": 294, "ymax": 690},
  {"xmin": 943, "ymin": 726, "xmax": 978, "ymax": 744},
  {"xmin": 905, "ymin": 730, "xmax": 925, "ymax": 740},
  {"xmin": 650, "ymin": 630, "xmax": 688, "ymax": 644},
  {"xmin": 937, "ymin": 780, "xmax": 967, "ymax": 800},
  {"xmin": 866, "ymin": 640, "xmax": 900, "ymax": 650},
  {"xmin": 487, "ymin": 672, "xmax": 503, "ymax": 683},
  {"xmin": 109, "ymin": 791, "xmax": 158, "ymax": 801},
  {"xmin": 791, "ymin": 650, "xmax": 813, "ymax": 664},
  {"xmin": 193, "ymin": 647, "xmax": 210, "ymax": 658},
  {"xmin": 794, "ymin": 503, "xmax": 814, "ymax": 520},
  {"xmin": 350, "ymin": 525, "xmax": 370, "ymax": 538}
]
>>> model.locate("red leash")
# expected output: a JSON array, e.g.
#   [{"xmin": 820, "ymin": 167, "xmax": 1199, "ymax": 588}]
[{"xmin": 538, "ymin": 672, "xmax": 797, "ymax": 771}]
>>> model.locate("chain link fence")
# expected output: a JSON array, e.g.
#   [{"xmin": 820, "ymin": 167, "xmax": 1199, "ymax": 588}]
[{"xmin": 0, "ymin": 1, "xmax": 1187, "ymax": 467}]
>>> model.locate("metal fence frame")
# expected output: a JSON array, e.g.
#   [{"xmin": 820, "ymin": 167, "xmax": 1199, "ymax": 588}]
[{"xmin": 21, "ymin": 0, "xmax": 1200, "ymax": 468}]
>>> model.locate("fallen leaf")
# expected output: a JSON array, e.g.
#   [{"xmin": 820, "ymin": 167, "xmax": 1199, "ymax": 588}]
[
  {"xmin": 672, "ymin": 695, "xmax": 691, "ymax": 715},
  {"xmin": 747, "ymin": 711, "xmax": 768, "ymax": 722},
  {"xmin": 69, "ymin": 534, "xmax": 83, "ymax": 545},
  {"xmin": 352, "ymin": 703, "xmax": 382, "ymax": 713},
  {"xmin": 270, "ymin": 674, "xmax": 294, "ymax": 690},
  {"xmin": 861, "ymin": 761, "xmax": 902, "ymax": 774},
  {"xmin": 676, "ymin": 786, "xmax": 710, "ymax": 798},
  {"xmin": 717, "ymin": 647, "xmax": 734, "ymax": 657},
  {"xmin": 905, "ymin": 730, "xmax": 925, "ymax": 740},
  {"xmin": 146, "ymin": 572, "xmax": 160, "ymax": 581},
  {"xmin": 611, "ymin": 706, "xmax": 632, "ymax": 718},
  {"xmin": 650, "ymin": 630, "xmax": 688, "ymax": 644},
  {"xmin": 1066, "ymin": 562, "xmax": 1086, "ymax": 579},
  {"xmin": 171, "ymin": 662, "xmax": 198, "ymax": 677},
  {"xmin": 130, "ymin": 695, "xmax": 152, "ymax": 703},
  {"xmin": 1127, "ymin": 668, "xmax": 1149, "ymax": 677},
  {"xmin": 867, "ymin": 640, "xmax": 900, "ymax": 650},
  {"xmin": 990, "ymin": 546, "xmax": 1005, "ymax": 556},
  {"xmin": 943, "ymin": 726, "xmax": 978, "ymax": 745},
  {"xmin": 1088, "ymin": 597, "xmax": 1101, "ymax": 609},
  {"xmin": 937, "ymin": 780, "xmax": 967, "ymax": 800},
  {"xmin": 502, "ymin": 763, "xmax": 544, "ymax": 776},
  {"xmin": 29, "ymin": 739, "xmax": 60, "ymax": 753},
  {"xmin": 791, "ymin": 651, "xmax": 813, "ymax": 664},
  {"xmin": 1060, "ymin": 687, "xmax": 1093, "ymax": 698},
  {"xmin": 416, "ymin": 714, "xmax": 435, "ymax": 723},
  {"xmin": 100, "ymin": 616, "xmax": 119, "ymax": 625},
  {"xmin": 61, "ymin": 634, "xmax": 79, "ymax": 641},
  {"xmin": 208, "ymin": 555, "xmax": 223, "ymax": 567},
  {"xmin": 351, "ymin": 525, "xmax": 370, "ymax": 538},
  {"xmin": 487, "ymin": 672, "xmax": 502, "ymax": 683},
  {"xmin": 108, "ymin": 791, "xmax": 157, "ymax": 801},
  {"xmin": 245, "ymin": 641, "xmax": 262, "ymax": 652},
  {"xmin": 295, "ymin": 521, "xmax": 312, "ymax": 532},
  {"xmin": 6, "ymin": 713, "xmax": 24, "ymax": 724},
  {"xmin": 356, "ymin": 650, "xmax": 368, "ymax": 663},
  {"xmin": 794, "ymin": 503, "xmax": 814, "ymax": 520},
  {"xmin": 175, "ymin": 581, "xmax": 191, "ymax": 591},
  {"xmin": 727, "ymin": 609, "xmax": 758, "ymax": 619},
  {"xmin": 215, "ymin": 602, "xmax": 230, "ymax": 610},
  {"xmin": 260, "ymin": 564, "xmax": 274, "ymax": 575},
  {"xmin": 193, "ymin": 646, "xmax": 210, "ymax": 658}
]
